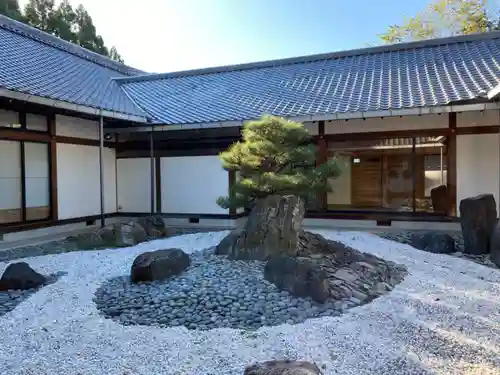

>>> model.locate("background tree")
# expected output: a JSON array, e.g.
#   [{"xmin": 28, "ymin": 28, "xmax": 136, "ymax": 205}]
[
  {"xmin": 379, "ymin": 0, "xmax": 498, "ymax": 44},
  {"xmin": 0, "ymin": 0, "xmax": 24, "ymax": 21},
  {"xmin": 0, "ymin": 0, "xmax": 123, "ymax": 62},
  {"xmin": 215, "ymin": 115, "xmax": 342, "ymax": 260}
]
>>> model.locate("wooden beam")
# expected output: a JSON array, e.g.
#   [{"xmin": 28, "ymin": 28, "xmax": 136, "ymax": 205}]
[
  {"xmin": 0, "ymin": 128, "xmax": 50, "ymax": 142},
  {"xmin": 455, "ymin": 125, "xmax": 500, "ymax": 135},
  {"xmin": 55, "ymin": 135, "xmax": 115, "ymax": 148},
  {"xmin": 48, "ymin": 113, "xmax": 58, "ymax": 221},
  {"xmin": 323, "ymin": 127, "xmax": 450, "ymax": 142}
]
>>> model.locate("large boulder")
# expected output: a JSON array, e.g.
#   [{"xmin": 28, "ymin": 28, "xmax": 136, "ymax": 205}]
[
  {"xmin": 214, "ymin": 230, "xmax": 242, "ymax": 255},
  {"xmin": 227, "ymin": 195, "xmax": 305, "ymax": 261},
  {"xmin": 244, "ymin": 360, "xmax": 321, "ymax": 375},
  {"xmin": 264, "ymin": 255, "xmax": 331, "ymax": 303},
  {"xmin": 137, "ymin": 215, "xmax": 166, "ymax": 238},
  {"xmin": 0, "ymin": 262, "xmax": 46, "ymax": 291},
  {"xmin": 72, "ymin": 220, "xmax": 149, "ymax": 250},
  {"xmin": 74, "ymin": 226, "xmax": 116, "ymax": 250},
  {"xmin": 115, "ymin": 221, "xmax": 148, "ymax": 247},
  {"xmin": 459, "ymin": 194, "xmax": 497, "ymax": 255},
  {"xmin": 130, "ymin": 248, "xmax": 191, "ymax": 283},
  {"xmin": 410, "ymin": 232, "xmax": 456, "ymax": 254},
  {"xmin": 490, "ymin": 221, "xmax": 500, "ymax": 267},
  {"xmin": 431, "ymin": 185, "xmax": 451, "ymax": 214}
]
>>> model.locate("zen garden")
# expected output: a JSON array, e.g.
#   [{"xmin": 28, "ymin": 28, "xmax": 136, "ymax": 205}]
[{"xmin": 1, "ymin": 117, "xmax": 500, "ymax": 375}]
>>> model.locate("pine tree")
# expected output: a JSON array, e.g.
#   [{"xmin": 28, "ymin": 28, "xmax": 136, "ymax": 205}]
[
  {"xmin": 214, "ymin": 116, "xmax": 342, "ymax": 261},
  {"xmin": 217, "ymin": 115, "xmax": 341, "ymax": 211}
]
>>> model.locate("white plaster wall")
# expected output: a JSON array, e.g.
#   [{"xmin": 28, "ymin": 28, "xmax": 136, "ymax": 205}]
[
  {"xmin": 24, "ymin": 142, "xmax": 49, "ymax": 208},
  {"xmin": 57, "ymin": 144, "xmax": 116, "ymax": 219},
  {"xmin": 303, "ymin": 122, "xmax": 318, "ymax": 135},
  {"xmin": 457, "ymin": 110, "xmax": 499, "ymax": 128},
  {"xmin": 56, "ymin": 114, "xmax": 99, "ymax": 139},
  {"xmin": 324, "ymin": 114, "xmax": 448, "ymax": 134},
  {"xmin": 161, "ymin": 155, "xmax": 228, "ymax": 214},
  {"xmin": 0, "ymin": 109, "xmax": 19, "ymax": 128},
  {"xmin": 116, "ymin": 158, "xmax": 154, "ymax": 213},
  {"xmin": 0, "ymin": 140, "xmax": 21, "ymax": 209},
  {"xmin": 26, "ymin": 113, "xmax": 47, "ymax": 131},
  {"xmin": 457, "ymin": 134, "xmax": 500, "ymax": 215}
]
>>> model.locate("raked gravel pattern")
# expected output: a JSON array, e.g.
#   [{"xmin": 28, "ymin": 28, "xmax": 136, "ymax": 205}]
[
  {"xmin": 0, "ymin": 230, "xmax": 499, "ymax": 374},
  {"xmin": 95, "ymin": 249, "xmax": 346, "ymax": 330},
  {"xmin": 0, "ymin": 271, "xmax": 67, "ymax": 317}
]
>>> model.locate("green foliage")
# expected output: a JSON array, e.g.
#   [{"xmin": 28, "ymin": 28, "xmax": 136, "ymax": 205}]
[
  {"xmin": 379, "ymin": 0, "xmax": 496, "ymax": 44},
  {"xmin": 0, "ymin": 0, "xmax": 123, "ymax": 62},
  {"xmin": 217, "ymin": 115, "xmax": 342, "ymax": 210},
  {"xmin": 0, "ymin": 0, "xmax": 23, "ymax": 21}
]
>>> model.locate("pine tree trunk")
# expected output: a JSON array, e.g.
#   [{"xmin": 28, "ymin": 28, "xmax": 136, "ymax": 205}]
[{"xmin": 224, "ymin": 195, "xmax": 305, "ymax": 260}]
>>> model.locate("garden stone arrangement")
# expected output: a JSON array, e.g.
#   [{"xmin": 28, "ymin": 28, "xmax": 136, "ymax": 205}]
[
  {"xmin": 95, "ymin": 118, "xmax": 407, "ymax": 331},
  {"xmin": 0, "ymin": 262, "xmax": 66, "ymax": 317},
  {"xmin": 95, "ymin": 225, "xmax": 406, "ymax": 331},
  {"xmin": 377, "ymin": 193, "xmax": 500, "ymax": 270},
  {"xmin": 69, "ymin": 215, "xmax": 168, "ymax": 250}
]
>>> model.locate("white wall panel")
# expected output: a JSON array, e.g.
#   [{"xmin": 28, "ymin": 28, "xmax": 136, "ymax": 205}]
[
  {"xmin": 0, "ymin": 109, "xmax": 19, "ymax": 128},
  {"xmin": 116, "ymin": 158, "xmax": 154, "ymax": 213},
  {"xmin": 0, "ymin": 140, "xmax": 21, "ymax": 210},
  {"xmin": 457, "ymin": 134, "xmax": 500, "ymax": 215},
  {"xmin": 161, "ymin": 155, "xmax": 228, "ymax": 214},
  {"xmin": 457, "ymin": 110, "xmax": 499, "ymax": 128},
  {"xmin": 24, "ymin": 142, "xmax": 49, "ymax": 208},
  {"xmin": 57, "ymin": 144, "xmax": 116, "ymax": 219},
  {"xmin": 325, "ymin": 114, "xmax": 448, "ymax": 134},
  {"xmin": 104, "ymin": 148, "xmax": 117, "ymax": 214},
  {"xmin": 26, "ymin": 113, "xmax": 48, "ymax": 131},
  {"xmin": 56, "ymin": 114, "xmax": 99, "ymax": 139}
]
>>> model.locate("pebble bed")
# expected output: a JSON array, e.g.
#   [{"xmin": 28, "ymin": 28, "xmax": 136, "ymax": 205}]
[
  {"xmin": 375, "ymin": 231, "xmax": 499, "ymax": 269},
  {"xmin": 94, "ymin": 248, "xmax": 348, "ymax": 330},
  {"xmin": 0, "ymin": 271, "xmax": 67, "ymax": 317}
]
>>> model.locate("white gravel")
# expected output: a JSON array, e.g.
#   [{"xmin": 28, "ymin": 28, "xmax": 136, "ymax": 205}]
[{"xmin": 0, "ymin": 230, "xmax": 499, "ymax": 375}]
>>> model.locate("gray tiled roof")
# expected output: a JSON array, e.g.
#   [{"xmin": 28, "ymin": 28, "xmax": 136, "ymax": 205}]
[
  {"xmin": 0, "ymin": 16, "xmax": 147, "ymax": 118},
  {"xmin": 117, "ymin": 32, "xmax": 500, "ymax": 125}
]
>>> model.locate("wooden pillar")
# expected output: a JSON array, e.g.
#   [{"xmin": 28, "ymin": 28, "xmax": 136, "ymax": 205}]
[
  {"xmin": 447, "ymin": 112, "xmax": 457, "ymax": 216},
  {"xmin": 48, "ymin": 113, "xmax": 58, "ymax": 221},
  {"xmin": 317, "ymin": 121, "xmax": 328, "ymax": 211}
]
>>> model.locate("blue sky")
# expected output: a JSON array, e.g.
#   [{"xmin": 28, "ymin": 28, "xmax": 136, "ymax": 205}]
[{"xmin": 21, "ymin": 0, "xmax": 433, "ymax": 72}]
